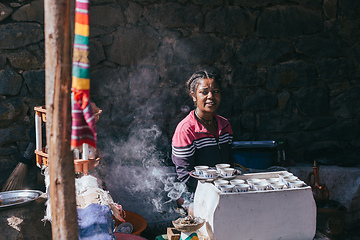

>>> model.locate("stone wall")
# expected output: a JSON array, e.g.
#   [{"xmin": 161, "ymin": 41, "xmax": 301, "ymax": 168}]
[
  {"xmin": 1, "ymin": 0, "xmax": 359, "ymax": 178},
  {"xmin": 1, "ymin": 0, "xmax": 360, "ymax": 233}
]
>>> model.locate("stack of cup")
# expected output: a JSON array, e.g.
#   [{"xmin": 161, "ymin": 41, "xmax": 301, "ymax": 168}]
[
  {"xmin": 267, "ymin": 177, "xmax": 281, "ymax": 190},
  {"xmin": 283, "ymin": 175, "xmax": 298, "ymax": 187},
  {"xmin": 289, "ymin": 180, "xmax": 305, "ymax": 188},
  {"xmin": 194, "ymin": 166, "xmax": 209, "ymax": 177},
  {"xmin": 221, "ymin": 167, "xmax": 235, "ymax": 177},
  {"xmin": 279, "ymin": 172, "xmax": 293, "ymax": 182},
  {"xmin": 202, "ymin": 169, "xmax": 217, "ymax": 178},
  {"xmin": 230, "ymin": 179, "xmax": 249, "ymax": 192},
  {"xmin": 253, "ymin": 180, "xmax": 269, "ymax": 191},
  {"xmin": 247, "ymin": 178, "xmax": 261, "ymax": 190},
  {"xmin": 219, "ymin": 184, "xmax": 234, "ymax": 193},
  {"xmin": 215, "ymin": 164, "xmax": 230, "ymax": 175},
  {"xmin": 214, "ymin": 179, "xmax": 229, "ymax": 190},
  {"xmin": 271, "ymin": 181, "xmax": 285, "ymax": 190}
]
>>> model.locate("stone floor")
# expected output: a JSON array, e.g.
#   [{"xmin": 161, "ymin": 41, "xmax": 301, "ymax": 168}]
[{"xmin": 0, "ymin": 196, "xmax": 52, "ymax": 240}]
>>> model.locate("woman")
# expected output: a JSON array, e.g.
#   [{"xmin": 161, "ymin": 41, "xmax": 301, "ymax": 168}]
[{"xmin": 172, "ymin": 67, "xmax": 233, "ymax": 212}]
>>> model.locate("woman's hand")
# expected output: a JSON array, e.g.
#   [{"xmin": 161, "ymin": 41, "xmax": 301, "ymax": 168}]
[
  {"xmin": 187, "ymin": 203, "xmax": 194, "ymax": 217},
  {"xmin": 177, "ymin": 197, "xmax": 194, "ymax": 217},
  {"xmin": 177, "ymin": 197, "xmax": 185, "ymax": 208}
]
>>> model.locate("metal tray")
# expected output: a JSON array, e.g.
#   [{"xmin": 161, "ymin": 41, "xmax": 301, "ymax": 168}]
[
  {"xmin": 189, "ymin": 170, "xmax": 237, "ymax": 181},
  {"xmin": 0, "ymin": 190, "xmax": 43, "ymax": 210}
]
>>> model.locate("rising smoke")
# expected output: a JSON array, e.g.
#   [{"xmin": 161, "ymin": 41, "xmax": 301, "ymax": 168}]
[
  {"xmin": 94, "ymin": 116, "xmax": 188, "ymax": 222},
  {"xmin": 93, "ymin": 125, "xmax": 186, "ymax": 221},
  {"xmin": 90, "ymin": 66, "xmax": 192, "ymax": 223}
]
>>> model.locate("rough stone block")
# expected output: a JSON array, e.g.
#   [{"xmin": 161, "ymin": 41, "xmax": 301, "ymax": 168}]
[
  {"xmin": 0, "ymin": 3, "xmax": 13, "ymax": 22},
  {"xmin": 23, "ymin": 70, "xmax": 45, "ymax": 97},
  {"xmin": 267, "ymin": 60, "xmax": 317, "ymax": 90},
  {"xmin": 242, "ymin": 88, "xmax": 277, "ymax": 111},
  {"xmin": 11, "ymin": 0, "xmax": 44, "ymax": 24},
  {"xmin": 205, "ymin": 6, "xmax": 256, "ymax": 36},
  {"xmin": 145, "ymin": 3, "xmax": 203, "ymax": 29},
  {"xmin": 323, "ymin": 0, "xmax": 338, "ymax": 18},
  {"xmin": 293, "ymin": 87, "xmax": 329, "ymax": 116},
  {"xmin": 108, "ymin": 26, "xmax": 160, "ymax": 65},
  {"xmin": 90, "ymin": 4, "xmax": 125, "ymax": 27},
  {"xmin": 0, "ymin": 23, "xmax": 44, "ymax": 50},
  {"xmin": 173, "ymin": 34, "xmax": 224, "ymax": 65},
  {"xmin": 338, "ymin": 0, "xmax": 360, "ymax": 18},
  {"xmin": 6, "ymin": 50, "xmax": 43, "ymax": 70},
  {"xmin": 295, "ymin": 35, "xmax": 341, "ymax": 58},
  {"xmin": 0, "ymin": 69, "xmax": 23, "ymax": 96},
  {"xmin": 236, "ymin": 38, "xmax": 293, "ymax": 65},
  {"xmin": 258, "ymin": 6, "xmax": 322, "ymax": 38},
  {"xmin": 330, "ymin": 86, "xmax": 360, "ymax": 119}
]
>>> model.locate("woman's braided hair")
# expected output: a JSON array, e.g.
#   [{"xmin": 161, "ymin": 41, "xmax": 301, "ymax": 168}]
[{"xmin": 186, "ymin": 66, "xmax": 222, "ymax": 96}]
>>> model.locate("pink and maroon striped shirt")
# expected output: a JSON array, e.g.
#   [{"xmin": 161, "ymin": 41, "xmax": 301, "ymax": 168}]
[{"xmin": 172, "ymin": 110, "xmax": 233, "ymax": 192}]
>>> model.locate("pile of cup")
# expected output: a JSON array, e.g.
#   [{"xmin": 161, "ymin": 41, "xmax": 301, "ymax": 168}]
[
  {"xmin": 214, "ymin": 179, "xmax": 250, "ymax": 193},
  {"xmin": 194, "ymin": 164, "xmax": 236, "ymax": 179},
  {"xmin": 213, "ymin": 172, "xmax": 306, "ymax": 193},
  {"xmin": 194, "ymin": 165, "xmax": 217, "ymax": 178},
  {"xmin": 215, "ymin": 164, "xmax": 235, "ymax": 177},
  {"xmin": 278, "ymin": 172, "xmax": 306, "ymax": 189}
]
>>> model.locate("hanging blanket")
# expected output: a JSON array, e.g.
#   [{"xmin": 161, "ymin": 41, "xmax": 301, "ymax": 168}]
[{"xmin": 71, "ymin": 0, "xmax": 97, "ymax": 149}]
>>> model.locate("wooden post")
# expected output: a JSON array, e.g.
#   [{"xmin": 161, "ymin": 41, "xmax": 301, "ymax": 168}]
[{"xmin": 44, "ymin": 0, "xmax": 79, "ymax": 239}]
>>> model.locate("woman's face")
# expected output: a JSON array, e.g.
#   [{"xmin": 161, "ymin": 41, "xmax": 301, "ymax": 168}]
[{"xmin": 192, "ymin": 78, "xmax": 221, "ymax": 115}]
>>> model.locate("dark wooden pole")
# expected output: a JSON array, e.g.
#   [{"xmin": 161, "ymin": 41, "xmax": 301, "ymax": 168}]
[{"xmin": 44, "ymin": 0, "xmax": 79, "ymax": 239}]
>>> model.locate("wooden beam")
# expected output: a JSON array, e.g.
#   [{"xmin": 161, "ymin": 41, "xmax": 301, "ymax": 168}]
[{"xmin": 44, "ymin": 0, "xmax": 79, "ymax": 239}]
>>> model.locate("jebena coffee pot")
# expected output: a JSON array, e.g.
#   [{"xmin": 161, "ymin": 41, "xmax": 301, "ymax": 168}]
[{"xmin": 308, "ymin": 160, "xmax": 329, "ymax": 203}]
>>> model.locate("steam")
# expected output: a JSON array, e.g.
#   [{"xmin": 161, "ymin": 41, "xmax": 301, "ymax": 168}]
[
  {"xmin": 95, "ymin": 124, "xmax": 186, "ymax": 221},
  {"xmin": 91, "ymin": 66, "xmax": 192, "ymax": 223}
]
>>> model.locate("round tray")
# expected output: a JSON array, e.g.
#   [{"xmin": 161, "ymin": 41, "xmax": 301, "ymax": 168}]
[
  {"xmin": 0, "ymin": 190, "xmax": 43, "ymax": 210},
  {"xmin": 189, "ymin": 170, "xmax": 237, "ymax": 181}
]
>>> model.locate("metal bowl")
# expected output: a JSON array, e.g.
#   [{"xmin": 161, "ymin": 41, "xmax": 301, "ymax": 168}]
[{"xmin": 0, "ymin": 190, "xmax": 43, "ymax": 210}]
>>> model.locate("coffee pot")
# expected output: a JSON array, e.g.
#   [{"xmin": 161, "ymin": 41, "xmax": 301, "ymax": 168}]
[{"xmin": 308, "ymin": 160, "xmax": 329, "ymax": 203}]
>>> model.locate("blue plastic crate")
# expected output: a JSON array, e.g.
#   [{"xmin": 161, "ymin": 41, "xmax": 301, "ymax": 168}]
[{"xmin": 232, "ymin": 141, "xmax": 277, "ymax": 169}]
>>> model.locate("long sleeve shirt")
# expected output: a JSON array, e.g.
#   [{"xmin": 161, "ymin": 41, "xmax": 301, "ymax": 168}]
[{"xmin": 172, "ymin": 110, "xmax": 233, "ymax": 193}]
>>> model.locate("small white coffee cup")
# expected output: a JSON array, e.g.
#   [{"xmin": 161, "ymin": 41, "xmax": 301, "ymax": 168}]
[
  {"xmin": 272, "ymin": 182, "xmax": 285, "ymax": 190},
  {"xmin": 279, "ymin": 172, "xmax": 293, "ymax": 181},
  {"xmin": 247, "ymin": 178, "xmax": 261, "ymax": 189},
  {"xmin": 268, "ymin": 178, "xmax": 280, "ymax": 183},
  {"xmin": 203, "ymin": 169, "xmax": 217, "ymax": 178},
  {"xmin": 283, "ymin": 176, "xmax": 298, "ymax": 186},
  {"xmin": 230, "ymin": 179, "xmax": 245, "ymax": 185},
  {"xmin": 219, "ymin": 184, "xmax": 234, "ymax": 193},
  {"xmin": 215, "ymin": 163, "xmax": 230, "ymax": 173},
  {"xmin": 289, "ymin": 180, "xmax": 305, "ymax": 188},
  {"xmin": 221, "ymin": 167, "xmax": 235, "ymax": 177},
  {"xmin": 254, "ymin": 182, "xmax": 268, "ymax": 191},
  {"xmin": 234, "ymin": 183, "xmax": 250, "ymax": 192},
  {"xmin": 194, "ymin": 166, "xmax": 208, "ymax": 176},
  {"xmin": 214, "ymin": 179, "xmax": 229, "ymax": 190}
]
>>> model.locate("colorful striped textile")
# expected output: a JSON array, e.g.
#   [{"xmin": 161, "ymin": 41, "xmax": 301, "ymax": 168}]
[{"xmin": 71, "ymin": 0, "xmax": 97, "ymax": 149}]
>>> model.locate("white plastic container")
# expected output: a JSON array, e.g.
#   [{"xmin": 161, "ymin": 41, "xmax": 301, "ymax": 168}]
[{"xmin": 194, "ymin": 171, "xmax": 316, "ymax": 240}]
